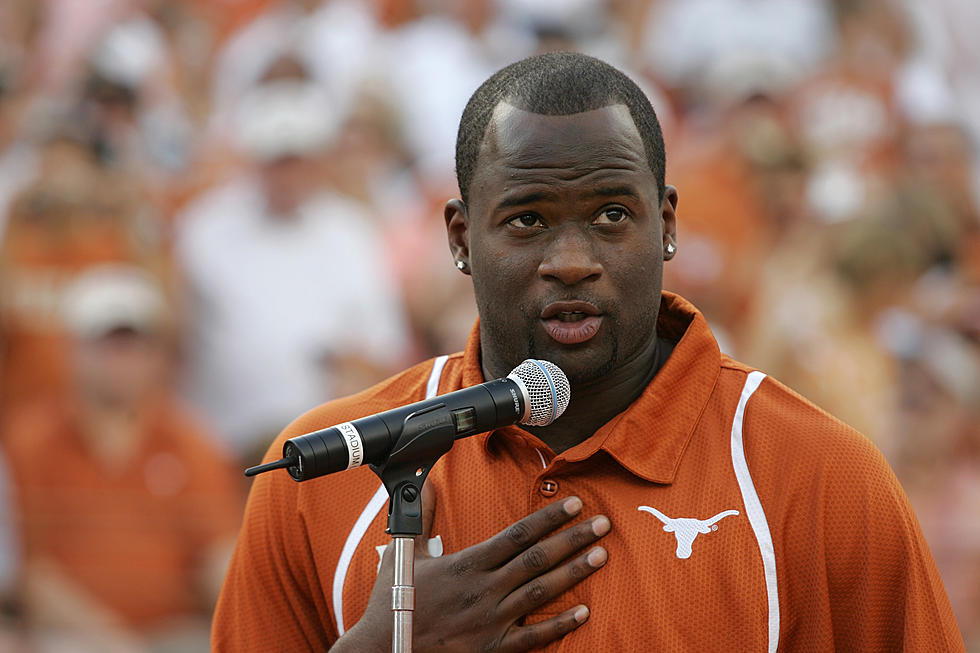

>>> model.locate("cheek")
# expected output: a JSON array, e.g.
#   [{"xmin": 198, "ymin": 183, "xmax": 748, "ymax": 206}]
[
  {"xmin": 609, "ymin": 242, "xmax": 661, "ymax": 279},
  {"xmin": 471, "ymin": 241, "xmax": 537, "ymax": 294},
  {"xmin": 606, "ymin": 247, "xmax": 664, "ymax": 321}
]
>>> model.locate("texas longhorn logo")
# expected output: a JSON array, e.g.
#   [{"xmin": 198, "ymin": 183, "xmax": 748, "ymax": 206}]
[{"xmin": 637, "ymin": 506, "xmax": 739, "ymax": 559}]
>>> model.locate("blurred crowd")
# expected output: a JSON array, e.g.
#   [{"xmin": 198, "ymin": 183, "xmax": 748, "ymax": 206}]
[{"xmin": 0, "ymin": 0, "xmax": 977, "ymax": 650}]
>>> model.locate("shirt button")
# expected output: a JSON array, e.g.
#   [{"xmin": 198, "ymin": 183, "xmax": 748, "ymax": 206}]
[{"xmin": 539, "ymin": 479, "xmax": 559, "ymax": 497}]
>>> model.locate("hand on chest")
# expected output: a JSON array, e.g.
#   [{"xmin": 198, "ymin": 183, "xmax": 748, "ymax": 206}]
[{"xmin": 337, "ymin": 443, "xmax": 772, "ymax": 649}]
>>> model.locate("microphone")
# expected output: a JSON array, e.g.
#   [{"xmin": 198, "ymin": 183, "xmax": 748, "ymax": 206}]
[{"xmin": 245, "ymin": 359, "xmax": 570, "ymax": 482}]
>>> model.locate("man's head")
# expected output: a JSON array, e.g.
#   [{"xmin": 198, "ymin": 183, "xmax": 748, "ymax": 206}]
[
  {"xmin": 235, "ymin": 60, "xmax": 339, "ymax": 216},
  {"xmin": 62, "ymin": 265, "xmax": 172, "ymax": 408},
  {"xmin": 455, "ymin": 52, "xmax": 666, "ymax": 206},
  {"xmin": 446, "ymin": 53, "xmax": 678, "ymax": 388}
]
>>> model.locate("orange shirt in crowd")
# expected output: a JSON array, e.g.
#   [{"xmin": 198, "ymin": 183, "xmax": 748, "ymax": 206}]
[
  {"xmin": 662, "ymin": 133, "xmax": 770, "ymax": 326},
  {"xmin": 214, "ymin": 293, "xmax": 963, "ymax": 651},
  {"xmin": 0, "ymin": 186, "xmax": 163, "ymax": 416},
  {"xmin": 4, "ymin": 396, "xmax": 244, "ymax": 631}
]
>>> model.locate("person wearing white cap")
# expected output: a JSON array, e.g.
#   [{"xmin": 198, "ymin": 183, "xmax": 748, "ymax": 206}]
[
  {"xmin": 2, "ymin": 264, "xmax": 244, "ymax": 651},
  {"xmin": 176, "ymin": 61, "xmax": 410, "ymax": 463},
  {"xmin": 61, "ymin": 264, "xmax": 168, "ymax": 341}
]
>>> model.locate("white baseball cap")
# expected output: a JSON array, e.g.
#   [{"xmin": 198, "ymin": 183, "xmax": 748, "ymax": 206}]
[
  {"xmin": 61, "ymin": 264, "xmax": 168, "ymax": 339},
  {"xmin": 233, "ymin": 79, "xmax": 340, "ymax": 161}
]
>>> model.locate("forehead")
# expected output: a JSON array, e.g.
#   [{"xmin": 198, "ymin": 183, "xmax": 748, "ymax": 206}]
[{"xmin": 472, "ymin": 103, "xmax": 649, "ymax": 193}]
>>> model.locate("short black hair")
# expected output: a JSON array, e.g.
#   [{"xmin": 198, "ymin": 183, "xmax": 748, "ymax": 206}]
[{"xmin": 455, "ymin": 52, "xmax": 666, "ymax": 205}]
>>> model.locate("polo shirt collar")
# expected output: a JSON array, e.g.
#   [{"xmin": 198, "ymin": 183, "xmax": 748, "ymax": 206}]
[{"xmin": 459, "ymin": 292, "xmax": 721, "ymax": 485}]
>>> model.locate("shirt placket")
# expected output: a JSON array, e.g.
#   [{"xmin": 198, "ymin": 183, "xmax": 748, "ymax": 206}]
[{"xmin": 529, "ymin": 447, "xmax": 561, "ymax": 503}]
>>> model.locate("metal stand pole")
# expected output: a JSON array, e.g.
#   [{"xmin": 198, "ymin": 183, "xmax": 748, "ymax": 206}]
[
  {"xmin": 371, "ymin": 403, "xmax": 457, "ymax": 653},
  {"xmin": 391, "ymin": 536, "xmax": 415, "ymax": 653}
]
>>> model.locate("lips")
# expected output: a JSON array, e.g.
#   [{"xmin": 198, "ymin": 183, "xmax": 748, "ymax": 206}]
[{"xmin": 540, "ymin": 301, "xmax": 603, "ymax": 345}]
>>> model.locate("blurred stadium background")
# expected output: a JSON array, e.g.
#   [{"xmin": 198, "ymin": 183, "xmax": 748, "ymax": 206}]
[{"xmin": 0, "ymin": 0, "xmax": 977, "ymax": 650}]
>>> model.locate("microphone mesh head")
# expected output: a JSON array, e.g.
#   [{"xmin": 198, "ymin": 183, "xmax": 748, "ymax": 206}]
[{"xmin": 508, "ymin": 359, "xmax": 570, "ymax": 426}]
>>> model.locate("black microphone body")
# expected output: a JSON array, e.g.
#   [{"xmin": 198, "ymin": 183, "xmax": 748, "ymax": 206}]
[
  {"xmin": 268, "ymin": 377, "xmax": 526, "ymax": 482},
  {"xmin": 245, "ymin": 359, "xmax": 569, "ymax": 483}
]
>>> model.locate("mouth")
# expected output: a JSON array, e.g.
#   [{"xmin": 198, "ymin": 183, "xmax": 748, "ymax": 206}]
[{"xmin": 540, "ymin": 301, "xmax": 603, "ymax": 345}]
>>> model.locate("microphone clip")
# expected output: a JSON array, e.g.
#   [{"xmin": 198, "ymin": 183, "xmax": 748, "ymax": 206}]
[{"xmin": 371, "ymin": 402, "xmax": 456, "ymax": 537}]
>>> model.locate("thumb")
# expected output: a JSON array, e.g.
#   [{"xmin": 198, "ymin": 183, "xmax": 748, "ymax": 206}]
[{"xmin": 415, "ymin": 480, "xmax": 438, "ymax": 554}]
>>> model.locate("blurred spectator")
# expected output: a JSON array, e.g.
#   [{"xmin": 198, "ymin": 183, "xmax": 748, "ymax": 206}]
[
  {"xmin": 881, "ymin": 270, "xmax": 980, "ymax": 643},
  {"xmin": 376, "ymin": 0, "xmax": 510, "ymax": 190},
  {"xmin": 3, "ymin": 264, "xmax": 242, "ymax": 651},
  {"xmin": 640, "ymin": 0, "xmax": 834, "ymax": 112},
  {"xmin": 176, "ymin": 64, "xmax": 410, "ymax": 463},
  {"xmin": 78, "ymin": 16, "xmax": 193, "ymax": 178},
  {"xmin": 661, "ymin": 93, "xmax": 788, "ymax": 338},
  {"xmin": 901, "ymin": 0, "xmax": 980, "ymax": 148},
  {"xmin": 896, "ymin": 89, "xmax": 980, "ymax": 266},
  {"xmin": 0, "ymin": 160, "xmax": 167, "ymax": 418}
]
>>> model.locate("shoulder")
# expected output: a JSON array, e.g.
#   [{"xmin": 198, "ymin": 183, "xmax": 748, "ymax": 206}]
[
  {"xmin": 718, "ymin": 358, "xmax": 913, "ymax": 547},
  {"xmin": 717, "ymin": 357, "xmax": 920, "ymax": 543},
  {"xmin": 717, "ymin": 355, "xmax": 896, "ymax": 501},
  {"xmin": 721, "ymin": 354, "xmax": 871, "ymax": 454},
  {"xmin": 718, "ymin": 366, "xmax": 961, "ymax": 648}
]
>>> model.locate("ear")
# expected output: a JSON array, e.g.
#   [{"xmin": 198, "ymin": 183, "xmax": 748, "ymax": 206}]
[
  {"xmin": 445, "ymin": 198, "xmax": 471, "ymax": 275},
  {"xmin": 661, "ymin": 185, "xmax": 678, "ymax": 260}
]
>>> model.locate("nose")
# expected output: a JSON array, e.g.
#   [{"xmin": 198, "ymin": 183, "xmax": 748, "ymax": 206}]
[{"xmin": 537, "ymin": 226, "xmax": 603, "ymax": 285}]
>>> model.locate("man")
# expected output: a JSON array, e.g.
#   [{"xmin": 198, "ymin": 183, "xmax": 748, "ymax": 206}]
[
  {"xmin": 177, "ymin": 60, "xmax": 410, "ymax": 463},
  {"xmin": 214, "ymin": 53, "xmax": 964, "ymax": 651},
  {"xmin": 4, "ymin": 265, "xmax": 243, "ymax": 650}
]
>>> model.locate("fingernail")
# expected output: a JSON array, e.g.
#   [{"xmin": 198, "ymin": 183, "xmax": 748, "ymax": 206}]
[
  {"xmin": 563, "ymin": 496, "xmax": 582, "ymax": 515},
  {"xmin": 587, "ymin": 547, "xmax": 607, "ymax": 568},
  {"xmin": 591, "ymin": 515, "xmax": 610, "ymax": 536},
  {"xmin": 574, "ymin": 605, "xmax": 590, "ymax": 623}
]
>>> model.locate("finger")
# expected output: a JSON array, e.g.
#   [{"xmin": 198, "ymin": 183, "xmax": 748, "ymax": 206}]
[
  {"xmin": 498, "ymin": 604, "xmax": 590, "ymax": 653},
  {"xmin": 414, "ymin": 480, "xmax": 438, "ymax": 555},
  {"xmin": 499, "ymin": 515, "xmax": 610, "ymax": 587},
  {"xmin": 474, "ymin": 496, "xmax": 584, "ymax": 569},
  {"xmin": 497, "ymin": 545, "xmax": 608, "ymax": 620}
]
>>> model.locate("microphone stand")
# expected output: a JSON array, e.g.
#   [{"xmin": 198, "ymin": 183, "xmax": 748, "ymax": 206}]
[{"xmin": 370, "ymin": 403, "xmax": 457, "ymax": 653}]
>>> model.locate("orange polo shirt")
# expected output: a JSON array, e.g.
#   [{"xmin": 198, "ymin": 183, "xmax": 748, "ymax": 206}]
[
  {"xmin": 5, "ymin": 396, "xmax": 244, "ymax": 630},
  {"xmin": 214, "ymin": 292, "xmax": 963, "ymax": 651}
]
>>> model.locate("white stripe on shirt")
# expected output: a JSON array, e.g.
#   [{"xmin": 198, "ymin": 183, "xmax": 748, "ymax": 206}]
[{"xmin": 332, "ymin": 355, "xmax": 449, "ymax": 635}]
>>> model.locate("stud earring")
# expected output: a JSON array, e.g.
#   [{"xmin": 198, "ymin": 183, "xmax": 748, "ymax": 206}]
[
  {"xmin": 455, "ymin": 260, "xmax": 468, "ymax": 271},
  {"xmin": 665, "ymin": 242, "xmax": 676, "ymax": 257}
]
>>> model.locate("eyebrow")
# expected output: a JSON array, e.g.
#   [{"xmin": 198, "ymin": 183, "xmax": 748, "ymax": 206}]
[
  {"xmin": 495, "ymin": 191, "xmax": 556, "ymax": 210},
  {"xmin": 593, "ymin": 185, "xmax": 642, "ymax": 201}
]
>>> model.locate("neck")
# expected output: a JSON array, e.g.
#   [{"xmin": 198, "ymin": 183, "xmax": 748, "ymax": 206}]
[{"xmin": 524, "ymin": 335, "xmax": 675, "ymax": 453}]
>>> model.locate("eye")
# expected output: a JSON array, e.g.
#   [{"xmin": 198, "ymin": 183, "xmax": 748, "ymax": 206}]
[
  {"xmin": 507, "ymin": 213, "xmax": 544, "ymax": 229},
  {"xmin": 593, "ymin": 207, "xmax": 629, "ymax": 225}
]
